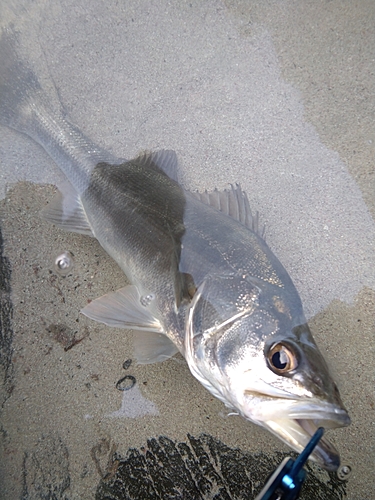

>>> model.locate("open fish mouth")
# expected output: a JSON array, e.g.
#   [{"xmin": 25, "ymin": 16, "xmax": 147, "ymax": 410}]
[{"xmin": 261, "ymin": 409, "xmax": 351, "ymax": 471}]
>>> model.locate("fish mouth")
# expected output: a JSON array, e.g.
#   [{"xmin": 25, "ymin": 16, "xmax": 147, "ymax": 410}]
[{"xmin": 260, "ymin": 406, "xmax": 350, "ymax": 471}]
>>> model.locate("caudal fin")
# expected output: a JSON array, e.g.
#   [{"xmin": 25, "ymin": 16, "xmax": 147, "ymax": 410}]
[
  {"xmin": 0, "ymin": 26, "xmax": 120, "ymax": 193},
  {"xmin": 0, "ymin": 26, "xmax": 44, "ymax": 133}
]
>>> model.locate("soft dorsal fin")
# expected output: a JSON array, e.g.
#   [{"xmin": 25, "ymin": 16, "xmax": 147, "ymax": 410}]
[
  {"xmin": 190, "ymin": 184, "xmax": 264, "ymax": 237},
  {"xmin": 131, "ymin": 150, "xmax": 179, "ymax": 182},
  {"xmin": 41, "ymin": 181, "xmax": 94, "ymax": 236}
]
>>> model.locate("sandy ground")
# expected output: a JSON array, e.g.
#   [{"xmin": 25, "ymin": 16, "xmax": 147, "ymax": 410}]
[{"xmin": 0, "ymin": 1, "xmax": 374, "ymax": 499}]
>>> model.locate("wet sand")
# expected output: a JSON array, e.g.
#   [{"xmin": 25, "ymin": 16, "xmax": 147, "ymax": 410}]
[{"xmin": 0, "ymin": 1, "xmax": 374, "ymax": 498}]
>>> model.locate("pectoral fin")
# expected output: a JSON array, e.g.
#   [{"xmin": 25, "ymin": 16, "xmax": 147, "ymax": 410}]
[
  {"xmin": 82, "ymin": 285, "xmax": 179, "ymax": 364},
  {"xmin": 81, "ymin": 285, "xmax": 163, "ymax": 332}
]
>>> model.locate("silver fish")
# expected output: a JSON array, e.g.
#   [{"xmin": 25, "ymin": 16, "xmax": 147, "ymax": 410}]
[{"xmin": 0, "ymin": 28, "xmax": 350, "ymax": 471}]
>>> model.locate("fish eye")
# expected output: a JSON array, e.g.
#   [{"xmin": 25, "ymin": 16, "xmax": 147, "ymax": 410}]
[{"xmin": 267, "ymin": 343, "xmax": 298, "ymax": 374}]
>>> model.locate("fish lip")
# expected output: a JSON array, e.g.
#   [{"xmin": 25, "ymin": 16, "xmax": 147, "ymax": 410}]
[
  {"xmin": 246, "ymin": 391, "xmax": 350, "ymax": 426},
  {"xmin": 285, "ymin": 403, "xmax": 351, "ymax": 427}
]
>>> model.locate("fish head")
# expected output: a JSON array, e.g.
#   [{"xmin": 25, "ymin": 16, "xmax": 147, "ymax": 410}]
[{"xmin": 184, "ymin": 273, "xmax": 350, "ymax": 471}]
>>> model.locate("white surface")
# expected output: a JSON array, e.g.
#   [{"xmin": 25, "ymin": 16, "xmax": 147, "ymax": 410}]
[{"xmin": 1, "ymin": 0, "xmax": 374, "ymax": 320}]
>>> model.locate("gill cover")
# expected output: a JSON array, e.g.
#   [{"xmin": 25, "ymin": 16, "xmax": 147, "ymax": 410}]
[{"xmin": 184, "ymin": 273, "xmax": 261, "ymax": 404}]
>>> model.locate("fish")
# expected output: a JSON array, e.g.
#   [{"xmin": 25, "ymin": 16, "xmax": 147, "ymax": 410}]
[{"xmin": 0, "ymin": 28, "xmax": 350, "ymax": 471}]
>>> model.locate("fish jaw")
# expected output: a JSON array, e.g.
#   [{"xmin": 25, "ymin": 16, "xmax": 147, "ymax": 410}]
[
  {"xmin": 243, "ymin": 395, "xmax": 350, "ymax": 471},
  {"xmin": 265, "ymin": 417, "xmax": 347, "ymax": 471}
]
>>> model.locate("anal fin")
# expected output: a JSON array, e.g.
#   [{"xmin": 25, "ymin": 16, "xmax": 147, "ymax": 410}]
[{"xmin": 41, "ymin": 181, "xmax": 94, "ymax": 236}]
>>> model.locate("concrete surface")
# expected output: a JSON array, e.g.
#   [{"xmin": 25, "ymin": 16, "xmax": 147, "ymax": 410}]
[{"xmin": 0, "ymin": 0, "xmax": 374, "ymax": 498}]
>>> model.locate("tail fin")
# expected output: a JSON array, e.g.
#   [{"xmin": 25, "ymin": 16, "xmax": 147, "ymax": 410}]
[
  {"xmin": 0, "ymin": 26, "xmax": 44, "ymax": 133},
  {"xmin": 0, "ymin": 26, "xmax": 120, "ymax": 194}
]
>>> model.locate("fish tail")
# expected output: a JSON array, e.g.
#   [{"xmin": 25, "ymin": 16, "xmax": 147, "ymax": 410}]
[
  {"xmin": 0, "ymin": 26, "xmax": 43, "ymax": 134},
  {"xmin": 0, "ymin": 26, "xmax": 117, "ymax": 194}
]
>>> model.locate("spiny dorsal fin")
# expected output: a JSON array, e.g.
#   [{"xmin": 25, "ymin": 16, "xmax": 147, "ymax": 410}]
[{"xmin": 190, "ymin": 184, "xmax": 265, "ymax": 237}]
